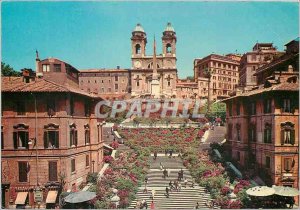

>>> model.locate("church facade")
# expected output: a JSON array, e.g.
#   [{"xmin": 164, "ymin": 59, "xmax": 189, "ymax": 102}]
[{"xmin": 130, "ymin": 23, "xmax": 178, "ymax": 98}]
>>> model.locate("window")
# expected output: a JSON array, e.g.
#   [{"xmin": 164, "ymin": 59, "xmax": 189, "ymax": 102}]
[
  {"xmin": 236, "ymin": 103, "xmax": 240, "ymax": 116},
  {"xmin": 236, "ymin": 124, "xmax": 241, "ymax": 142},
  {"xmin": 115, "ymin": 84, "xmax": 118, "ymax": 90},
  {"xmin": 168, "ymin": 81, "xmax": 171, "ymax": 87},
  {"xmin": 44, "ymin": 129, "xmax": 59, "ymax": 149},
  {"xmin": 166, "ymin": 43, "xmax": 172, "ymax": 53},
  {"xmin": 84, "ymin": 102, "xmax": 90, "ymax": 117},
  {"xmin": 19, "ymin": 162, "xmax": 29, "ymax": 182},
  {"xmin": 108, "ymin": 80, "xmax": 111, "ymax": 83},
  {"xmin": 237, "ymin": 151, "xmax": 240, "ymax": 161},
  {"xmin": 135, "ymin": 44, "xmax": 141, "ymax": 54},
  {"xmin": 16, "ymin": 101, "xmax": 26, "ymax": 115},
  {"xmin": 249, "ymin": 124, "xmax": 256, "ymax": 142},
  {"xmin": 13, "ymin": 130, "xmax": 29, "ymax": 149},
  {"xmin": 108, "ymin": 88, "xmax": 111, "ymax": 92},
  {"xmin": 101, "ymin": 80, "xmax": 104, "ymax": 83},
  {"xmin": 265, "ymin": 156, "xmax": 271, "ymax": 168},
  {"xmin": 115, "ymin": 76, "xmax": 118, "ymax": 81},
  {"xmin": 95, "ymin": 80, "xmax": 97, "ymax": 83},
  {"xmin": 47, "ymin": 99, "xmax": 56, "ymax": 116},
  {"xmin": 251, "ymin": 55, "xmax": 256, "ymax": 61},
  {"xmin": 283, "ymin": 158, "xmax": 294, "ymax": 172},
  {"xmin": 280, "ymin": 122, "xmax": 295, "ymax": 145},
  {"xmin": 228, "ymin": 103, "xmax": 232, "ymax": 116},
  {"xmin": 264, "ymin": 123, "xmax": 272, "ymax": 143},
  {"xmin": 69, "ymin": 124, "xmax": 78, "ymax": 147},
  {"xmin": 249, "ymin": 102, "xmax": 256, "ymax": 115},
  {"xmin": 49, "ymin": 161, "xmax": 58, "ymax": 181},
  {"xmin": 101, "ymin": 87, "xmax": 105, "ymax": 92},
  {"xmin": 54, "ymin": 64, "xmax": 61, "ymax": 72},
  {"xmin": 227, "ymin": 124, "xmax": 233, "ymax": 139},
  {"xmin": 84, "ymin": 124, "xmax": 90, "ymax": 145},
  {"xmin": 86, "ymin": 155, "xmax": 90, "ymax": 167},
  {"xmin": 70, "ymin": 97, "xmax": 74, "ymax": 115},
  {"xmin": 264, "ymin": 99, "xmax": 272, "ymax": 113},
  {"xmin": 137, "ymin": 81, "xmax": 140, "ymax": 87},
  {"xmin": 282, "ymin": 99, "xmax": 291, "ymax": 113},
  {"xmin": 1, "ymin": 128, "xmax": 3, "ymax": 149},
  {"xmin": 42, "ymin": 64, "xmax": 50, "ymax": 72},
  {"xmin": 71, "ymin": 159, "xmax": 76, "ymax": 173}
]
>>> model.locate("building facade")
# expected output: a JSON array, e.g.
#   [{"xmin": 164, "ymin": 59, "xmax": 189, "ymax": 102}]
[
  {"xmin": 224, "ymin": 38, "xmax": 299, "ymax": 190},
  {"xmin": 239, "ymin": 43, "xmax": 282, "ymax": 89},
  {"xmin": 194, "ymin": 54, "xmax": 240, "ymax": 101},
  {"xmin": 1, "ymin": 61, "xmax": 105, "ymax": 208},
  {"xmin": 130, "ymin": 23, "xmax": 177, "ymax": 98}
]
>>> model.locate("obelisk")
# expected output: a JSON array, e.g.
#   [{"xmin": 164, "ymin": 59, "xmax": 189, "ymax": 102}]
[{"xmin": 151, "ymin": 36, "xmax": 161, "ymax": 98}]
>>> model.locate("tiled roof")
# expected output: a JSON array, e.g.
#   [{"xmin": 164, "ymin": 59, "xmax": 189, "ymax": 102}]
[
  {"xmin": 1, "ymin": 77, "xmax": 100, "ymax": 98},
  {"xmin": 79, "ymin": 69, "xmax": 128, "ymax": 73},
  {"xmin": 222, "ymin": 81, "xmax": 299, "ymax": 102}
]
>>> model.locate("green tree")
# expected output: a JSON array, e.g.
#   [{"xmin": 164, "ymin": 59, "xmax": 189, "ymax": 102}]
[{"xmin": 1, "ymin": 62, "xmax": 21, "ymax": 76}]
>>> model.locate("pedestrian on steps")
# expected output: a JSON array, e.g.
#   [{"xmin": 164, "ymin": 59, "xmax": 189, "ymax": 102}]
[
  {"xmin": 195, "ymin": 202, "xmax": 200, "ymax": 209},
  {"xmin": 165, "ymin": 187, "xmax": 170, "ymax": 198},
  {"xmin": 167, "ymin": 168, "xmax": 171, "ymax": 177},
  {"xmin": 165, "ymin": 149, "xmax": 168, "ymax": 156},
  {"xmin": 190, "ymin": 179, "xmax": 195, "ymax": 188},
  {"xmin": 151, "ymin": 189, "xmax": 156, "ymax": 201},
  {"xmin": 184, "ymin": 178, "xmax": 188, "ymax": 188},
  {"xmin": 163, "ymin": 169, "xmax": 168, "ymax": 179},
  {"xmin": 160, "ymin": 162, "xmax": 164, "ymax": 170},
  {"xmin": 150, "ymin": 201, "xmax": 155, "ymax": 209},
  {"xmin": 178, "ymin": 183, "xmax": 182, "ymax": 192},
  {"xmin": 153, "ymin": 151, "xmax": 157, "ymax": 160}
]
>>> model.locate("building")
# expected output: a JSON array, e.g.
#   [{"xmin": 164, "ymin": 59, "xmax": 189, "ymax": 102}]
[
  {"xmin": 239, "ymin": 43, "xmax": 283, "ymax": 89},
  {"xmin": 1, "ymin": 59, "xmax": 106, "ymax": 208},
  {"xmin": 194, "ymin": 54, "xmax": 240, "ymax": 101},
  {"xmin": 223, "ymin": 38, "xmax": 299, "ymax": 191},
  {"xmin": 176, "ymin": 79, "xmax": 198, "ymax": 99},
  {"xmin": 79, "ymin": 68, "xmax": 131, "ymax": 99},
  {"xmin": 130, "ymin": 23, "xmax": 177, "ymax": 98}
]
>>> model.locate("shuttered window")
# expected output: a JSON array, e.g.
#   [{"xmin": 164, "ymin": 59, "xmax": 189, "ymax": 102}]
[
  {"xmin": 19, "ymin": 162, "xmax": 28, "ymax": 182},
  {"xmin": 280, "ymin": 122, "xmax": 295, "ymax": 145},
  {"xmin": 71, "ymin": 159, "xmax": 76, "ymax": 173},
  {"xmin": 70, "ymin": 129, "xmax": 78, "ymax": 147},
  {"xmin": 13, "ymin": 131, "xmax": 29, "ymax": 149},
  {"xmin": 86, "ymin": 155, "xmax": 90, "ymax": 167},
  {"xmin": 44, "ymin": 131, "xmax": 59, "ymax": 149},
  {"xmin": 49, "ymin": 161, "xmax": 58, "ymax": 181}
]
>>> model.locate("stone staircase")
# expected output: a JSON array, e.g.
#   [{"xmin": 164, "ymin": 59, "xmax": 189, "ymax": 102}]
[
  {"xmin": 129, "ymin": 156, "xmax": 218, "ymax": 209},
  {"xmin": 103, "ymin": 127, "xmax": 131, "ymax": 152}
]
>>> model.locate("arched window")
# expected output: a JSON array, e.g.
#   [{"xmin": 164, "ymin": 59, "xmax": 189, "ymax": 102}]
[
  {"xmin": 281, "ymin": 122, "xmax": 295, "ymax": 145},
  {"xmin": 166, "ymin": 43, "xmax": 172, "ymax": 53},
  {"xmin": 44, "ymin": 123, "xmax": 59, "ymax": 149},
  {"xmin": 135, "ymin": 44, "xmax": 141, "ymax": 54}
]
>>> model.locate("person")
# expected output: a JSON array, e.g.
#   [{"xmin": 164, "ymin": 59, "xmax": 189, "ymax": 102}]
[
  {"xmin": 190, "ymin": 179, "xmax": 195, "ymax": 188},
  {"xmin": 178, "ymin": 183, "xmax": 182, "ymax": 192},
  {"xmin": 160, "ymin": 162, "xmax": 164, "ymax": 170},
  {"xmin": 169, "ymin": 181, "xmax": 173, "ymax": 191},
  {"xmin": 178, "ymin": 171, "xmax": 181, "ymax": 181},
  {"xmin": 174, "ymin": 180, "xmax": 178, "ymax": 191},
  {"xmin": 141, "ymin": 200, "xmax": 146, "ymax": 209},
  {"xmin": 184, "ymin": 178, "xmax": 188, "ymax": 188},
  {"xmin": 165, "ymin": 187, "xmax": 169, "ymax": 198},
  {"xmin": 165, "ymin": 149, "xmax": 168, "ymax": 156},
  {"xmin": 144, "ymin": 201, "xmax": 148, "ymax": 209},
  {"xmin": 151, "ymin": 189, "xmax": 156, "ymax": 200},
  {"xmin": 195, "ymin": 202, "xmax": 200, "ymax": 209},
  {"xmin": 136, "ymin": 201, "xmax": 141, "ymax": 209},
  {"xmin": 150, "ymin": 201, "xmax": 155, "ymax": 209},
  {"xmin": 154, "ymin": 151, "xmax": 157, "ymax": 160},
  {"xmin": 163, "ymin": 169, "xmax": 168, "ymax": 179},
  {"xmin": 145, "ymin": 177, "xmax": 148, "ymax": 185},
  {"xmin": 143, "ymin": 186, "xmax": 148, "ymax": 193},
  {"xmin": 169, "ymin": 149, "xmax": 172, "ymax": 158},
  {"xmin": 167, "ymin": 168, "xmax": 171, "ymax": 177}
]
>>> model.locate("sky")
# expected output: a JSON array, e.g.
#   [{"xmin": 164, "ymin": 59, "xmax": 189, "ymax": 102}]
[{"xmin": 2, "ymin": 1, "xmax": 299, "ymax": 78}]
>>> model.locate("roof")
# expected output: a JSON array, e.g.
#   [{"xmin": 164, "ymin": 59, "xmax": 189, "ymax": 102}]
[
  {"xmin": 285, "ymin": 37, "xmax": 299, "ymax": 46},
  {"xmin": 1, "ymin": 77, "xmax": 100, "ymax": 98},
  {"xmin": 133, "ymin": 23, "xmax": 145, "ymax": 33},
  {"xmin": 39, "ymin": 57, "xmax": 79, "ymax": 72},
  {"xmin": 165, "ymin": 22, "xmax": 175, "ymax": 32},
  {"xmin": 79, "ymin": 69, "xmax": 129, "ymax": 73},
  {"xmin": 222, "ymin": 81, "xmax": 299, "ymax": 102},
  {"xmin": 195, "ymin": 54, "xmax": 240, "ymax": 66}
]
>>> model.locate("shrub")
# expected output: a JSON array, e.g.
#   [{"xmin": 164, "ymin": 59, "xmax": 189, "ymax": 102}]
[
  {"xmin": 87, "ymin": 172, "xmax": 98, "ymax": 184},
  {"xmin": 110, "ymin": 141, "xmax": 119, "ymax": 149},
  {"xmin": 103, "ymin": 155, "xmax": 114, "ymax": 163}
]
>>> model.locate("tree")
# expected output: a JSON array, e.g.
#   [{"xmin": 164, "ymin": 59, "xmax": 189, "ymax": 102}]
[{"xmin": 1, "ymin": 62, "xmax": 21, "ymax": 76}]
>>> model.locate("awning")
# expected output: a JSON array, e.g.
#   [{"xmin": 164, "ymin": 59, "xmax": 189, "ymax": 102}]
[
  {"xmin": 113, "ymin": 131, "xmax": 121, "ymax": 139},
  {"xmin": 46, "ymin": 190, "xmax": 58, "ymax": 203},
  {"xmin": 213, "ymin": 149, "xmax": 222, "ymax": 159},
  {"xmin": 64, "ymin": 191, "xmax": 96, "ymax": 203},
  {"xmin": 15, "ymin": 192, "xmax": 28, "ymax": 205},
  {"xmin": 226, "ymin": 162, "xmax": 243, "ymax": 178},
  {"xmin": 103, "ymin": 143, "xmax": 114, "ymax": 150}
]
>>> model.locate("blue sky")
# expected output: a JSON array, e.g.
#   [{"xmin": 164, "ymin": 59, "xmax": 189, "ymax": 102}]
[{"xmin": 2, "ymin": 1, "xmax": 299, "ymax": 78}]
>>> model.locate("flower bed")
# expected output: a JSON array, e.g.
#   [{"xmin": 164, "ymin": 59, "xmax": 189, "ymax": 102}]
[{"xmin": 89, "ymin": 151, "xmax": 149, "ymax": 209}]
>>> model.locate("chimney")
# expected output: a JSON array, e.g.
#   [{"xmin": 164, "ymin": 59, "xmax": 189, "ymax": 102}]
[
  {"xmin": 35, "ymin": 50, "xmax": 40, "ymax": 73},
  {"xmin": 22, "ymin": 68, "xmax": 36, "ymax": 83}
]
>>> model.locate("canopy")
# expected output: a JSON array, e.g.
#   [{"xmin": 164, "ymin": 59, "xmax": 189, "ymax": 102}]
[
  {"xmin": 272, "ymin": 186, "xmax": 299, "ymax": 197},
  {"xmin": 64, "ymin": 191, "xmax": 96, "ymax": 203},
  {"xmin": 46, "ymin": 191, "xmax": 58, "ymax": 203},
  {"xmin": 226, "ymin": 162, "xmax": 242, "ymax": 178},
  {"xmin": 213, "ymin": 149, "xmax": 222, "ymax": 159},
  {"xmin": 246, "ymin": 186, "xmax": 275, "ymax": 197},
  {"xmin": 15, "ymin": 192, "xmax": 28, "ymax": 205}
]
